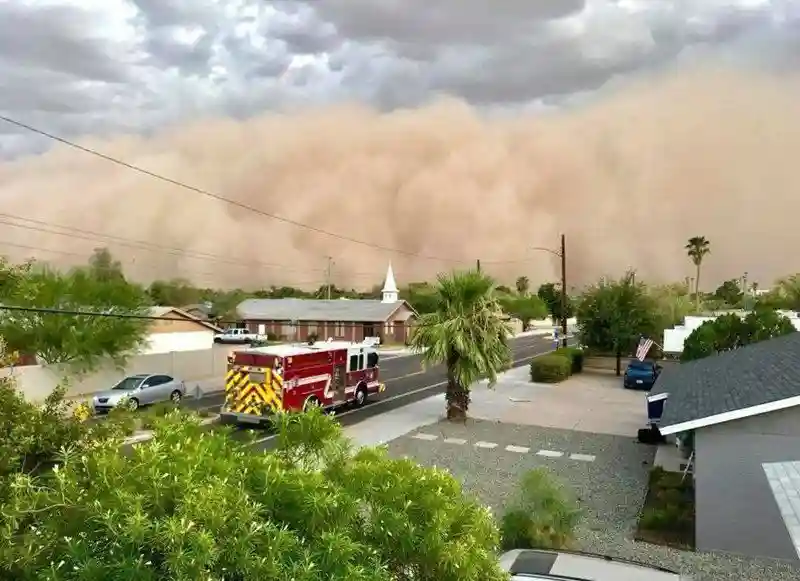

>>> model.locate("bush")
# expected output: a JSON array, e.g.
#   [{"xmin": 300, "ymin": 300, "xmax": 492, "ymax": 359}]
[
  {"xmin": 530, "ymin": 354, "xmax": 571, "ymax": 383},
  {"xmin": 1, "ymin": 407, "xmax": 509, "ymax": 581},
  {"xmin": 638, "ymin": 467, "xmax": 694, "ymax": 533},
  {"xmin": 554, "ymin": 347, "xmax": 583, "ymax": 373},
  {"xmin": 500, "ymin": 468, "xmax": 581, "ymax": 550}
]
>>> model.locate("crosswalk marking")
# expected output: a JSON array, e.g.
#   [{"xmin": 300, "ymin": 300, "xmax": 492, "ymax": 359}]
[
  {"xmin": 404, "ymin": 435, "xmax": 596, "ymax": 462},
  {"xmin": 506, "ymin": 445, "xmax": 530, "ymax": 453},
  {"xmin": 537, "ymin": 450, "xmax": 564, "ymax": 458},
  {"xmin": 412, "ymin": 433, "xmax": 438, "ymax": 441}
]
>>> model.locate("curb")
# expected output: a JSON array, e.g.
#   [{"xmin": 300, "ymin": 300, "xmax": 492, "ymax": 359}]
[{"xmin": 123, "ymin": 414, "xmax": 219, "ymax": 445}]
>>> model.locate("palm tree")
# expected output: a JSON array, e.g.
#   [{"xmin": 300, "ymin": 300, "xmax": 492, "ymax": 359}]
[
  {"xmin": 409, "ymin": 270, "xmax": 512, "ymax": 421},
  {"xmin": 685, "ymin": 236, "xmax": 711, "ymax": 311},
  {"xmin": 515, "ymin": 276, "xmax": 530, "ymax": 295}
]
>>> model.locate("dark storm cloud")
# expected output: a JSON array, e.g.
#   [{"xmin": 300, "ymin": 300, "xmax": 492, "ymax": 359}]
[{"xmin": 0, "ymin": 0, "xmax": 798, "ymax": 156}]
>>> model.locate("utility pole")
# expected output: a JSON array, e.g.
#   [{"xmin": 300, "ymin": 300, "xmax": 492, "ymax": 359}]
[
  {"xmin": 476, "ymin": 259, "xmax": 481, "ymax": 273},
  {"xmin": 742, "ymin": 271, "xmax": 749, "ymax": 310},
  {"xmin": 560, "ymin": 234, "xmax": 568, "ymax": 348},
  {"xmin": 325, "ymin": 256, "xmax": 334, "ymax": 300}
]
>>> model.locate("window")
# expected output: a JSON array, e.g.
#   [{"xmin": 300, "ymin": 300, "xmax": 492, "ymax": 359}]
[
  {"xmin": 367, "ymin": 352, "xmax": 379, "ymax": 368},
  {"xmin": 335, "ymin": 322, "xmax": 345, "ymax": 336},
  {"xmin": 358, "ymin": 354, "xmax": 364, "ymax": 369},
  {"xmin": 144, "ymin": 375, "xmax": 172, "ymax": 387},
  {"xmin": 349, "ymin": 354, "xmax": 359, "ymax": 372},
  {"xmin": 112, "ymin": 375, "xmax": 148, "ymax": 391}
]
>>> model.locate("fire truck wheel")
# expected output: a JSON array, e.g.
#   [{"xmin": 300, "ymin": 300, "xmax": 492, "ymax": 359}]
[
  {"xmin": 354, "ymin": 385, "xmax": 368, "ymax": 407},
  {"xmin": 303, "ymin": 396, "xmax": 321, "ymax": 412}
]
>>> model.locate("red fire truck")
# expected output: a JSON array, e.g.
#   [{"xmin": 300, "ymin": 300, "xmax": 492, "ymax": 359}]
[{"xmin": 220, "ymin": 340, "xmax": 385, "ymax": 425}]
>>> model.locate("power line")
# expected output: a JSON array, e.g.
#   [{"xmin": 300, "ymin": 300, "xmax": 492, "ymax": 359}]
[
  {"xmin": 0, "ymin": 114, "xmax": 495, "ymax": 263},
  {"xmin": 0, "ymin": 212, "xmax": 440, "ymax": 279},
  {"xmin": 0, "ymin": 215, "xmax": 323, "ymax": 274},
  {"xmin": 0, "ymin": 240, "xmax": 333, "ymax": 288}
]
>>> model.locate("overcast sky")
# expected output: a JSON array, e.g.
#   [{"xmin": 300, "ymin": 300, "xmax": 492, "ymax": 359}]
[{"xmin": 0, "ymin": 0, "xmax": 798, "ymax": 156}]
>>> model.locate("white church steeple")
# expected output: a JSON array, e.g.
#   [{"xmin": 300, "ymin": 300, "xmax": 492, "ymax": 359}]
[{"xmin": 381, "ymin": 263, "xmax": 399, "ymax": 303}]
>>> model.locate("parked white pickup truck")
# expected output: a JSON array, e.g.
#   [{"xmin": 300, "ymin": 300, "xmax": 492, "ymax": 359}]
[{"xmin": 213, "ymin": 328, "xmax": 265, "ymax": 344}]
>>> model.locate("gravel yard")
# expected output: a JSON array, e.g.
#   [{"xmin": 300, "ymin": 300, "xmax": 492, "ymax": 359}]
[{"xmin": 385, "ymin": 418, "xmax": 800, "ymax": 581}]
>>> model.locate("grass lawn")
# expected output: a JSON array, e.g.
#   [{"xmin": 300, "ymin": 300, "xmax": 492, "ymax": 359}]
[{"xmin": 635, "ymin": 466, "xmax": 696, "ymax": 550}]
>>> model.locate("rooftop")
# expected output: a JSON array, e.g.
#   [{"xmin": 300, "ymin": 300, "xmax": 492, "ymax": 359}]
[
  {"xmin": 653, "ymin": 331, "xmax": 800, "ymax": 435},
  {"xmin": 236, "ymin": 298, "xmax": 412, "ymax": 322}
]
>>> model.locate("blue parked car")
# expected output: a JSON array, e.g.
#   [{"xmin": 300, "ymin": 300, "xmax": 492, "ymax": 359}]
[{"xmin": 623, "ymin": 359, "xmax": 662, "ymax": 390}]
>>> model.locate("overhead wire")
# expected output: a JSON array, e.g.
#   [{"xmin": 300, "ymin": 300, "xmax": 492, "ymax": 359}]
[
  {"xmin": 0, "ymin": 212, "xmax": 442, "ymax": 279},
  {"xmin": 0, "ymin": 114, "xmax": 533, "ymax": 265},
  {"xmin": 0, "ymin": 239, "xmax": 329, "ymax": 288}
]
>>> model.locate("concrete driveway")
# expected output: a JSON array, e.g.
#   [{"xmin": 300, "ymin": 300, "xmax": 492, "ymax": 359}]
[{"xmin": 467, "ymin": 366, "xmax": 648, "ymax": 437}]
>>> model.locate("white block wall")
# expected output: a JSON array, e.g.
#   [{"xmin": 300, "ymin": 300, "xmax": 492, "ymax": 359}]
[{"xmin": 140, "ymin": 331, "xmax": 216, "ymax": 355}]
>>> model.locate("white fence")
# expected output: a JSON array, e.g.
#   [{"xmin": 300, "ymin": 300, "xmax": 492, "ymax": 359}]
[{"xmin": 2, "ymin": 345, "xmax": 238, "ymax": 402}]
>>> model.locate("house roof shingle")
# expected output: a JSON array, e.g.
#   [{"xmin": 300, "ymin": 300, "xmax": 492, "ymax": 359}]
[
  {"xmin": 654, "ymin": 332, "xmax": 800, "ymax": 434},
  {"xmin": 236, "ymin": 298, "xmax": 412, "ymax": 323},
  {"xmin": 148, "ymin": 306, "xmax": 222, "ymax": 332}
]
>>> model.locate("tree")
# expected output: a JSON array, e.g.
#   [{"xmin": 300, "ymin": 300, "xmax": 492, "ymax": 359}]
[
  {"xmin": 713, "ymin": 279, "xmax": 743, "ymax": 307},
  {"xmin": 88, "ymin": 247, "xmax": 125, "ymax": 283},
  {"xmin": 401, "ymin": 282, "xmax": 439, "ymax": 315},
  {"xmin": 685, "ymin": 236, "xmax": 711, "ymax": 311},
  {"xmin": 1, "ymin": 407, "xmax": 507, "ymax": 581},
  {"xmin": 536, "ymin": 282, "xmax": 574, "ymax": 325},
  {"xmin": 682, "ymin": 308, "xmax": 796, "ymax": 362},
  {"xmin": 576, "ymin": 272, "xmax": 661, "ymax": 375},
  {"xmin": 648, "ymin": 283, "xmax": 693, "ymax": 331},
  {"xmin": 147, "ymin": 278, "xmax": 203, "ymax": 307},
  {"xmin": 501, "ymin": 294, "xmax": 547, "ymax": 331},
  {"xmin": 409, "ymin": 270, "xmax": 511, "ymax": 420},
  {"xmin": 515, "ymin": 276, "xmax": 530, "ymax": 295},
  {"xmin": 761, "ymin": 274, "xmax": 800, "ymax": 311},
  {"xmin": 0, "ymin": 259, "xmax": 150, "ymax": 371}
]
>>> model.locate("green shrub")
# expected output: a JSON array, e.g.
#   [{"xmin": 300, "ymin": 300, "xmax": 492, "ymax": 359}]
[
  {"xmin": 500, "ymin": 468, "xmax": 580, "ymax": 550},
  {"xmin": 2, "ymin": 407, "xmax": 509, "ymax": 581},
  {"xmin": 530, "ymin": 354, "xmax": 571, "ymax": 383},
  {"xmin": 554, "ymin": 347, "xmax": 584, "ymax": 373},
  {"xmin": 638, "ymin": 467, "xmax": 695, "ymax": 533}
]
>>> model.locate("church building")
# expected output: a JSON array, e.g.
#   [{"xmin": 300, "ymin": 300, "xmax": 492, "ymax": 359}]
[{"xmin": 235, "ymin": 264, "xmax": 418, "ymax": 344}]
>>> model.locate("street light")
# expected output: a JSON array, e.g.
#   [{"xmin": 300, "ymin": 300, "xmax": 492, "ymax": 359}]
[{"xmin": 529, "ymin": 234, "xmax": 568, "ymax": 348}]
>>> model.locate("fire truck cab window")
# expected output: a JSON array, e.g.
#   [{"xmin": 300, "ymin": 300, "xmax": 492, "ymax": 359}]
[
  {"xmin": 349, "ymin": 355, "xmax": 359, "ymax": 372},
  {"xmin": 367, "ymin": 352, "xmax": 379, "ymax": 368}
]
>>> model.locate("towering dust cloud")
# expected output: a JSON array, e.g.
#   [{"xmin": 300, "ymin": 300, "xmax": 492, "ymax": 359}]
[{"xmin": 0, "ymin": 67, "xmax": 798, "ymax": 291}]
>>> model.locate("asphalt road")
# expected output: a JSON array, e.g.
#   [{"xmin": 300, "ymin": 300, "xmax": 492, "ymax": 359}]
[
  {"xmin": 182, "ymin": 334, "xmax": 556, "ymax": 416},
  {"xmin": 233, "ymin": 333, "xmax": 562, "ymax": 452}
]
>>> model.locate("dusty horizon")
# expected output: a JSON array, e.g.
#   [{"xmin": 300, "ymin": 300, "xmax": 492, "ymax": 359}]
[{"xmin": 0, "ymin": 66, "xmax": 798, "ymax": 292}]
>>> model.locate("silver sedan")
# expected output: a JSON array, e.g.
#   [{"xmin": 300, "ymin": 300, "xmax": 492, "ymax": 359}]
[{"xmin": 91, "ymin": 374, "xmax": 186, "ymax": 414}]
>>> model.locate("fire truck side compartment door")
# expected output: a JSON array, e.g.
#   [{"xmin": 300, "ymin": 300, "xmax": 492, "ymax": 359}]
[{"xmin": 333, "ymin": 363, "xmax": 346, "ymax": 400}]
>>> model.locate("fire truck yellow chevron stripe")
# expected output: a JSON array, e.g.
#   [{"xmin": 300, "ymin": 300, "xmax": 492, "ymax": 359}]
[{"xmin": 226, "ymin": 367, "xmax": 284, "ymax": 415}]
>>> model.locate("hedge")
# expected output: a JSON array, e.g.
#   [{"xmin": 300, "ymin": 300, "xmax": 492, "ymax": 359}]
[
  {"xmin": 554, "ymin": 347, "xmax": 584, "ymax": 374},
  {"xmin": 530, "ymin": 354, "xmax": 572, "ymax": 383}
]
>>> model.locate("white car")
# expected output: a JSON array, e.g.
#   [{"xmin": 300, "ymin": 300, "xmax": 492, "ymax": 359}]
[
  {"xmin": 91, "ymin": 374, "xmax": 186, "ymax": 413},
  {"xmin": 499, "ymin": 549, "xmax": 686, "ymax": 580},
  {"xmin": 213, "ymin": 328, "xmax": 264, "ymax": 344}
]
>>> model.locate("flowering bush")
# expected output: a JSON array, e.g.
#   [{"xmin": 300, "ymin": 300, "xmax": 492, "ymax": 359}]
[{"xmin": 1, "ymin": 407, "xmax": 507, "ymax": 581}]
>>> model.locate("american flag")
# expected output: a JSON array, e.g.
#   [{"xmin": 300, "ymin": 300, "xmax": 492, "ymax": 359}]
[{"xmin": 636, "ymin": 337, "xmax": 655, "ymax": 361}]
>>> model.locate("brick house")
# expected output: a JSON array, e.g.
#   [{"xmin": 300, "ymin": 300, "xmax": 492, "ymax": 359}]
[{"xmin": 236, "ymin": 265, "xmax": 417, "ymax": 344}]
